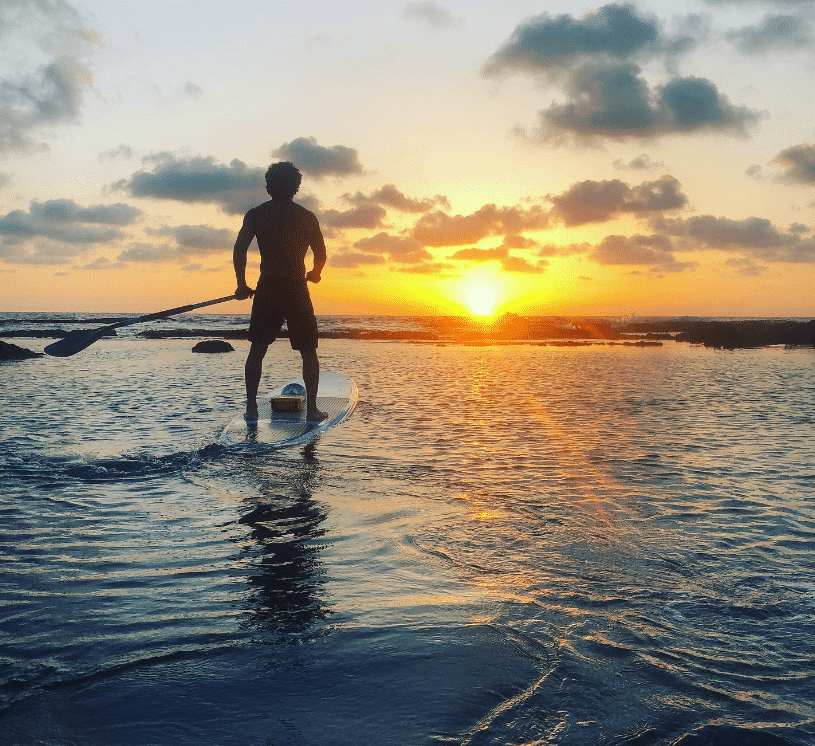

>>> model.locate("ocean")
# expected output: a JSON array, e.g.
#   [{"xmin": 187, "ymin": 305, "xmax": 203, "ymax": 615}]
[{"xmin": 1, "ymin": 313, "xmax": 814, "ymax": 745}]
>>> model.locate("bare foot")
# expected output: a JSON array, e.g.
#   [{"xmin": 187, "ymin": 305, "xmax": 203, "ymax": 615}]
[
  {"xmin": 244, "ymin": 402, "xmax": 259, "ymax": 424},
  {"xmin": 306, "ymin": 409, "xmax": 328, "ymax": 422}
]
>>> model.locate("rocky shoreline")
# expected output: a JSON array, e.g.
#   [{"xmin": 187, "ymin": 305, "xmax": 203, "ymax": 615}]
[{"xmin": 2, "ymin": 316, "xmax": 813, "ymax": 350}]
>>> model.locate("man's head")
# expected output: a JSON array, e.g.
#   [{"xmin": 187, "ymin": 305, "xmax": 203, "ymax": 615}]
[{"xmin": 265, "ymin": 161, "xmax": 302, "ymax": 200}]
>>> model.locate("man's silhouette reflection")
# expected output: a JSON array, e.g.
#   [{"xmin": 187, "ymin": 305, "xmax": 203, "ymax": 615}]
[{"xmin": 235, "ymin": 445, "xmax": 331, "ymax": 636}]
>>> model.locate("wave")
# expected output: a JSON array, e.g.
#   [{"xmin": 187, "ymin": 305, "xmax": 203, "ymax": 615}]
[{"xmin": 0, "ymin": 439, "xmax": 227, "ymax": 486}]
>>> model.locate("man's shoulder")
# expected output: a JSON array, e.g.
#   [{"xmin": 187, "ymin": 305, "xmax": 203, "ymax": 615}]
[
  {"xmin": 243, "ymin": 201, "xmax": 270, "ymax": 221},
  {"xmin": 290, "ymin": 201, "xmax": 318, "ymax": 220},
  {"xmin": 247, "ymin": 200, "xmax": 316, "ymax": 219}
]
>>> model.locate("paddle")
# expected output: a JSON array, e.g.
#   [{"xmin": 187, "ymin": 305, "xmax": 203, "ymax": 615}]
[{"xmin": 44, "ymin": 294, "xmax": 240, "ymax": 357}]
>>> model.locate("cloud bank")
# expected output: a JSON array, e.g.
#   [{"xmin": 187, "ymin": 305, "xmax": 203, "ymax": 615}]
[
  {"xmin": 0, "ymin": 0, "xmax": 97, "ymax": 155},
  {"xmin": 272, "ymin": 137, "xmax": 364, "ymax": 179},
  {"xmin": 114, "ymin": 154, "xmax": 267, "ymax": 215},
  {"xmin": 484, "ymin": 3, "xmax": 759, "ymax": 143},
  {"xmin": 0, "ymin": 198, "xmax": 142, "ymax": 264},
  {"xmin": 548, "ymin": 175, "xmax": 687, "ymax": 226}
]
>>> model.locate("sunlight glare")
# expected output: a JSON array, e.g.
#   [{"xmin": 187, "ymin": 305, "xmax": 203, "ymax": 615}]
[{"xmin": 466, "ymin": 285, "xmax": 497, "ymax": 317}]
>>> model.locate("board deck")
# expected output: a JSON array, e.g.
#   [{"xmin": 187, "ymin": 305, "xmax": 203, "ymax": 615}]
[{"xmin": 220, "ymin": 371, "xmax": 358, "ymax": 450}]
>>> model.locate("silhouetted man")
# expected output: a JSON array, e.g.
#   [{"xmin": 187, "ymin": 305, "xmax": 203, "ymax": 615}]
[{"xmin": 233, "ymin": 161, "xmax": 327, "ymax": 423}]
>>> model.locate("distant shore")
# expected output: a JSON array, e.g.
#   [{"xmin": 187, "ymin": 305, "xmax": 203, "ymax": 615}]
[{"xmin": 2, "ymin": 314, "xmax": 814, "ymax": 349}]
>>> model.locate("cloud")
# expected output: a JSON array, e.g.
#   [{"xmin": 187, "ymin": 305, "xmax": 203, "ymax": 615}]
[
  {"xmin": 660, "ymin": 77, "xmax": 757, "ymax": 131},
  {"xmin": 0, "ymin": 199, "xmax": 142, "ymax": 245},
  {"xmin": 0, "ymin": 172, "xmax": 11, "ymax": 189},
  {"xmin": 483, "ymin": 4, "xmax": 662, "ymax": 76},
  {"xmin": 527, "ymin": 63, "xmax": 759, "ymax": 142},
  {"xmin": 728, "ymin": 14, "xmax": 813, "ymax": 54},
  {"xmin": 773, "ymin": 143, "xmax": 815, "ymax": 184},
  {"xmin": 152, "ymin": 81, "xmax": 204, "ymax": 102},
  {"xmin": 725, "ymin": 257, "xmax": 768, "ymax": 276},
  {"xmin": 1, "ymin": 56, "xmax": 94, "ymax": 155},
  {"xmin": 343, "ymin": 184, "xmax": 450, "ymax": 212},
  {"xmin": 502, "ymin": 234, "xmax": 538, "ymax": 249},
  {"xmin": 117, "ymin": 242, "xmax": 178, "ymax": 263},
  {"xmin": 548, "ymin": 175, "xmax": 686, "ymax": 226},
  {"xmin": 98, "ymin": 144, "xmax": 135, "ymax": 161},
  {"xmin": 486, "ymin": 5, "xmax": 756, "ymax": 143},
  {"xmin": 410, "ymin": 203, "xmax": 549, "ymax": 246},
  {"xmin": 502, "ymin": 254, "xmax": 550, "ymax": 273},
  {"xmin": 347, "ymin": 232, "xmax": 432, "ymax": 264},
  {"xmin": 0, "ymin": 1, "xmax": 98, "ymax": 155},
  {"xmin": 114, "ymin": 154, "xmax": 266, "ymax": 214},
  {"xmin": 654, "ymin": 214, "xmax": 815, "ymax": 263},
  {"xmin": 534, "ymin": 232, "xmax": 695, "ymax": 274},
  {"xmin": 538, "ymin": 241, "xmax": 592, "ymax": 257},
  {"xmin": 77, "ymin": 256, "xmax": 124, "ymax": 271},
  {"xmin": 111, "ymin": 222, "xmax": 235, "ymax": 265},
  {"xmin": 613, "ymin": 154, "xmax": 665, "ymax": 170},
  {"xmin": 590, "ymin": 233, "xmax": 675, "ymax": 264},
  {"xmin": 329, "ymin": 250, "xmax": 387, "ymax": 269},
  {"xmin": 0, "ymin": 241, "xmax": 81, "ymax": 265},
  {"xmin": 450, "ymin": 244, "xmax": 548, "ymax": 273},
  {"xmin": 536, "ymin": 210, "xmax": 815, "ymax": 271},
  {"xmin": 354, "ymin": 232, "xmax": 426, "ymax": 256},
  {"xmin": 146, "ymin": 224, "xmax": 233, "ymax": 254},
  {"xmin": 272, "ymin": 137, "xmax": 363, "ymax": 179},
  {"xmin": 333, "ymin": 229, "xmax": 548, "ymax": 273},
  {"xmin": 322, "ymin": 204, "xmax": 388, "ymax": 231},
  {"xmin": 179, "ymin": 81, "xmax": 203, "ymax": 97},
  {"xmin": 746, "ymin": 164, "xmax": 764, "ymax": 180},
  {"xmin": 403, "ymin": 1, "xmax": 458, "ymax": 30}
]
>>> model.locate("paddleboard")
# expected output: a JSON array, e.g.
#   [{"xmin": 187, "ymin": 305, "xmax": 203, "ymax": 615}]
[{"xmin": 220, "ymin": 371, "xmax": 358, "ymax": 450}]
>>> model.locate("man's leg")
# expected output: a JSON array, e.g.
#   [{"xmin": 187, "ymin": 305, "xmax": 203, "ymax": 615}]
[
  {"xmin": 300, "ymin": 347, "xmax": 326, "ymax": 421},
  {"xmin": 244, "ymin": 341, "xmax": 268, "ymax": 421}
]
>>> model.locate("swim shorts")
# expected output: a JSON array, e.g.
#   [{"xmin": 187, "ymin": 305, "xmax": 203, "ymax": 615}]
[{"xmin": 247, "ymin": 276, "xmax": 318, "ymax": 350}]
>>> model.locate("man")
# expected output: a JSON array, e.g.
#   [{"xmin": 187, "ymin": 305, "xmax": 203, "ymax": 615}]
[{"xmin": 233, "ymin": 161, "xmax": 327, "ymax": 423}]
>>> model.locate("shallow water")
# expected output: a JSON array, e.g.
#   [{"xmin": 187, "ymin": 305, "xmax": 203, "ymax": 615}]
[{"xmin": 1, "ymin": 336, "xmax": 814, "ymax": 745}]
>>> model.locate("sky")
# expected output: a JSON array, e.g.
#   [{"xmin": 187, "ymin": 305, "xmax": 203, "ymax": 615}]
[{"xmin": 1, "ymin": 0, "xmax": 814, "ymax": 317}]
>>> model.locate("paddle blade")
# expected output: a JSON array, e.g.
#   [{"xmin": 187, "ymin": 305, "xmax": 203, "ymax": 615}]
[
  {"xmin": 44, "ymin": 327, "xmax": 115, "ymax": 357},
  {"xmin": 43, "ymin": 294, "xmax": 239, "ymax": 357}
]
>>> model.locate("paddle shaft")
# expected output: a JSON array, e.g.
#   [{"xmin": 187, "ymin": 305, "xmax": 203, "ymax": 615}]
[
  {"xmin": 115, "ymin": 294, "xmax": 238, "ymax": 329},
  {"xmin": 44, "ymin": 294, "xmax": 240, "ymax": 357}
]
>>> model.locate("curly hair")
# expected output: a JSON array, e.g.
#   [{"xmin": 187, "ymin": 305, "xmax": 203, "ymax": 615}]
[{"xmin": 265, "ymin": 161, "xmax": 302, "ymax": 200}]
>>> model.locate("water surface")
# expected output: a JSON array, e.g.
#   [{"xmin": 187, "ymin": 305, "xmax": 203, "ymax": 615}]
[{"xmin": 1, "ymin": 336, "xmax": 813, "ymax": 745}]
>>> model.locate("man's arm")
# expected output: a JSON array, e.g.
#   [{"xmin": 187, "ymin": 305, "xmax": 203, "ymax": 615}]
[
  {"xmin": 233, "ymin": 217, "xmax": 255, "ymax": 299},
  {"xmin": 305, "ymin": 222, "xmax": 327, "ymax": 284}
]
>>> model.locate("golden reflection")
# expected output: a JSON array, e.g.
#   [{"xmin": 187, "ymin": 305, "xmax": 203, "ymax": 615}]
[{"xmin": 475, "ymin": 511, "xmax": 506, "ymax": 521}]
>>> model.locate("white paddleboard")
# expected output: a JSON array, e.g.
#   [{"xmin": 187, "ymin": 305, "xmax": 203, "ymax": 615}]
[{"xmin": 220, "ymin": 371, "xmax": 358, "ymax": 450}]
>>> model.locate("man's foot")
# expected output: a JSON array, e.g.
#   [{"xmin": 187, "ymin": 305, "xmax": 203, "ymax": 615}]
[
  {"xmin": 306, "ymin": 409, "xmax": 328, "ymax": 423},
  {"xmin": 244, "ymin": 402, "xmax": 259, "ymax": 424}
]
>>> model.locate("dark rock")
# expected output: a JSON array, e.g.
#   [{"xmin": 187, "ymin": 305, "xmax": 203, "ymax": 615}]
[
  {"xmin": 674, "ymin": 320, "xmax": 815, "ymax": 349},
  {"xmin": 0, "ymin": 339, "xmax": 43, "ymax": 359},
  {"xmin": 192, "ymin": 340, "xmax": 234, "ymax": 353}
]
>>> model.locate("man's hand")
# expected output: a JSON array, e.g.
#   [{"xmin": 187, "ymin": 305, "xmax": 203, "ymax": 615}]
[
  {"xmin": 306, "ymin": 269, "xmax": 321, "ymax": 283},
  {"xmin": 234, "ymin": 283, "xmax": 254, "ymax": 300}
]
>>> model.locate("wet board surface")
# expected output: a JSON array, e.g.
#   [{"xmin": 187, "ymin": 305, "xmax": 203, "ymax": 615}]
[{"xmin": 220, "ymin": 371, "xmax": 358, "ymax": 450}]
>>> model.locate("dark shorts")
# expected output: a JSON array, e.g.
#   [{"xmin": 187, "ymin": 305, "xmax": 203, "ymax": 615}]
[{"xmin": 248, "ymin": 276, "xmax": 318, "ymax": 350}]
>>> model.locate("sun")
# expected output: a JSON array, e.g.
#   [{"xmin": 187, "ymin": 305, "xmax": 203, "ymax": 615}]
[{"xmin": 465, "ymin": 285, "xmax": 497, "ymax": 317}]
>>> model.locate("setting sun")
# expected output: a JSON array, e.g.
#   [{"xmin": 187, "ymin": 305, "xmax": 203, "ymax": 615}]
[{"xmin": 465, "ymin": 286, "xmax": 497, "ymax": 317}]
